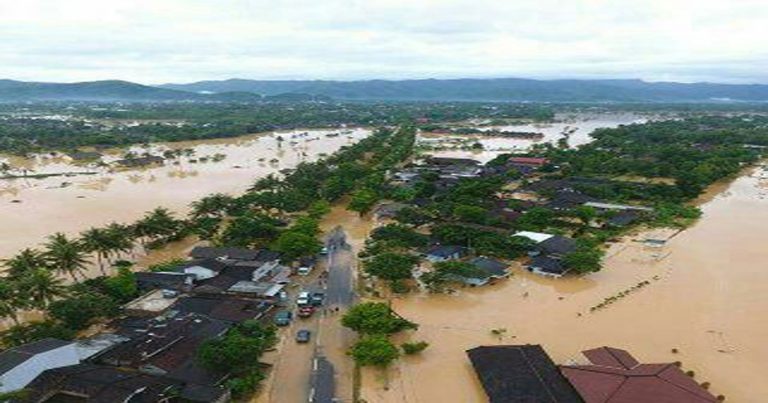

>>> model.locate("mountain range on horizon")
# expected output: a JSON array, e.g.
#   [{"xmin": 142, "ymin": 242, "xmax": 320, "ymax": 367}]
[{"xmin": 2, "ymin": 77, "xmax": 768, "ymax": 103}]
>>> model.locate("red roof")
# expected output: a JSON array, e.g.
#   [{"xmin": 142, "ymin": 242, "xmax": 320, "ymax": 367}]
[
  {"xmin": 561, "ymin": 347, "xmax": 718, "ymax": 403},
  {"xmin": 508, "ymin": 157, "xmax": 549, "ymax": 166}
]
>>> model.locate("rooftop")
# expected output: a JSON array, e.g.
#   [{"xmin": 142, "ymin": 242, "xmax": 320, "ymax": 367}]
[
  {"xmin": 189, "ymin": 246, "xmax": 264, "ymax": 261},
  {"xmin": 468, "ymin": 257, "xmax": 509, "ymax": 278},
  {"xmin": 561, "ymin": 347, "xmax": 718, "ymax": 403},
  {"xmin": 467, "ymin": 345, "xmax": 584, "ymax": 403},
  {"xmin": 514, "ymin": 231, "xmax": 554, "ymax": 244},
  {"xmin": 0, "ymin": 339, "xmax": 72, "ymax": 376}
]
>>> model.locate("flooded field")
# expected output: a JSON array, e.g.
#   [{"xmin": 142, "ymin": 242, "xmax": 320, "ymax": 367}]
[
  {"xmin": 362, "ymin": 166, "xmax": 768, "ymax": 403},
  {"xmin": 0, "ymin": 128, "xmax": 371, "ymax": 260},
  {"xmin": 423, "ymin": 113, "xmax": 648, "ymax": 163}
]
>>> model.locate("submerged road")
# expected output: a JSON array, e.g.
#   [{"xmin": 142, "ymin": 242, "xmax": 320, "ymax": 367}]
[{"xmin": 309, "ymin": 227, "xmax": 356, "ymax": 402}]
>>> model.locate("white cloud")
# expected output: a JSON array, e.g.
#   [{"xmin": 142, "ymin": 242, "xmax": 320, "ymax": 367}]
[{"xmin": 0, "ymin": 0, "xmax": 766, "ymax": 83}]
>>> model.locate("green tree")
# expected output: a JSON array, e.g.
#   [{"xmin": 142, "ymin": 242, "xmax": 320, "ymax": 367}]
[
  {"xmin": 563, "ymin": 242, "xmax": 604, "ymax": 274},
  {"xmin": 48, "ymin": 292, "xmax": 118, "ymax": 330},
  {"xmin": 348, "ymin": 188, "xmax": 378, "ymax": 216},
  {"xmin": 0, "ymin": 280, "xmax": 25, "ymax": 325},
  {"xmin": 80, "ymin": 227, "xmax": 113, "ymax": 276},
  {"xmin": 271, "ymin": 231, "xmax": 321, "ymax": 262},
  {"xmin": 401, "ymin": 341, "xmax": 429, "ymax": 355},
  {"xmin": 341, "ymin": 302, "xmax": 416, "ymax": 335},
  {"xmin": 2, "ymin": 248, "xmax": 48, "ymax": 280},
  {"xmin": 17, "ymin": 268, "xmax": 67, "ymax": 310},
  {"xmin": 349, "ymin": 335, "xmax": 400, "ymax": 367},
  {"xmin": 363, "ymin": 252, "xmax": 420, "ymax": 282},
  {"xmin": 44, "ymin": 233, "xmax": 90, "ymax": 283}
]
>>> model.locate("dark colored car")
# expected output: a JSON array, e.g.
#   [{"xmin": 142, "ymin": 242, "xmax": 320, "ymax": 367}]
[
  {"xmin": 273, "ymin": 310, "xmax": 293, "ymax": 326},
  {"xmin": 310, "ymin": 292, "xmax": 325, "ymax": 307},
  {"xmin": 296, "ymin": 329, "xmax": 311, "ymax": 343}
]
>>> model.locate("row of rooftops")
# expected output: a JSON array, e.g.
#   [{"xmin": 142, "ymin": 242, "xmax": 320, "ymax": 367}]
[
  {"xmin": 467, "ymin": 344, "xmax": 719, "ymax": 403},
  {"xmin": 1, "ymin": 246, "xmax": 297, "ymax": 402}
]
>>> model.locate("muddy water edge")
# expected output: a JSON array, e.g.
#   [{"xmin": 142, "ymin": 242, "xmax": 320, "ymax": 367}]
[{"xmin": 360, "ymin": 166, "xmax": 768, "ymax": 403}]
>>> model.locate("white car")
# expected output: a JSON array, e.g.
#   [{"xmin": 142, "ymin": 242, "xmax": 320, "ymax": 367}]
[{"xmin": 296, "ymin": 291, "xmax": 311, "ymax": 306}]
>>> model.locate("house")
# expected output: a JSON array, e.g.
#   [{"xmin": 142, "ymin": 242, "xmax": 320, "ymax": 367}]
[
  {"xmin": 94, "ymin": 313, "xmax": 231, "ymax": 386},
  {"xmin": 424, "ymin": 245, "xmax": 467, "ymax": 262},
  {"xmin": 467, "ymin": 345, "xmax": 583, "ymax": 403},
  {"xmin": 561, "ymin": 346, "xmax": 718, "ymax": 403},
  {"xmin": 605, "ymin": 211, "xmax": 639, "ymax": 227},
  {"xmin": 507, "ymin": 156, "xmax": 549, "ymax": 167},
  {"xmin": 465, "ymin": 257, "xmax": 509, "ymax": 286},
  {"xmin": 528, "ymin": 255, "xmax": 569, "ymax": 278},
  {"xmin": 583, "ymin": 202, "xmax": 654, "ymax": 212},
  {"xmin": 425, "ymin": 156, "xmax": 480, "ymax": 166},
  {"xmin": 189, "ymin": 246, "xmax": 263, "ymax": 261},
  {"xmin": 115, "ymin": 155, "xmax": 165, "ymax": 168},
  {"xmin": 535, "ymin": 236, "xmax": 577, "ymax": 258},
  {"xmin": 171, "ymin": 295, "xmax": 273, "ymax": 323},
  {"xmin": 67, "ymin": 151, "xmax": 102, "ymax": 161},
  {"xmin": 23, "ymin": 364, "xmax": 229, "ymax": 403},
  {"xmin": 547, "ymin": 190, "xmax": 598, "ymax": 211},
  {"xmin": 135, "ymin": 271, "xmax": 194, "ymax": 292},
  {"xmin": 176, "ymin": 258, "xmax": 230, "ymax": 281},
  {"xmin": 0, "ymin": 339, "xmax": 81, "ymax": 393},
  {"xmin": 514, "ymin": 231, "xmax": 555, "ymax": 244},
  {"xmin": 373, "ymin": 202, "xmax": 409, "ymax": 220},
  {"xmin": 123, "ymin": 289, "xmax": 179, "ymax": 316}
]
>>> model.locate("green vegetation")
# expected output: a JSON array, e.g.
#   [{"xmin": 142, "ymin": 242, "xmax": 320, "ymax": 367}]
[
  {"xmin": 401, "ymin": 341, "xmax": 429, "ymax": 355},
  {"xmin": 349, "ymin": 335, "xmax": 400, "ymax": 367},
  {"xmin": 342, "ymin": 302, "xmax": 418, "ymax": 368},
  {"xmin": 197, "ymin": 321, "xmax": 277, "ymax": 397}
]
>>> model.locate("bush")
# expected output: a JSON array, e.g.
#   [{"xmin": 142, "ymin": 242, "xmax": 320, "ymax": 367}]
[
  {"xmin": 401, "ymin": 341, "xmax": 429, "ymax": 355},
  {"xmin": 349, "ymin": 335, "xmax": 400, "ymax": 367},
  {"xmin": 0, "ymin": 321, "xmax": 75, "ymax": 348}
]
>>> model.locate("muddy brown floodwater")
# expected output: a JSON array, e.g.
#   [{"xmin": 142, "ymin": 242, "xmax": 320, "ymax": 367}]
[
  {"xmin": 0, "ymin": 128, "xmax": 371, "ymax": 261},
  {"xmin": 361, "ymin": 166, "xmax": 768, "ymax": 403},
  {"xmin": 424, "ymin": 113, "xmax": 648, "ymax": 163}
]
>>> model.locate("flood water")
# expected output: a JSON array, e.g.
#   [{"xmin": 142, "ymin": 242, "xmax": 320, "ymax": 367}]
[
  {"xmin": 0, "ymin": 128, "xmax": 371, "ymax": 260},
  {"xmin": 360, "ymin": 164, "xmax": 768, "ymax": 402},
  {"xmin": 423, "ymin": 113, "xmax": 647, "ymax": 163}
]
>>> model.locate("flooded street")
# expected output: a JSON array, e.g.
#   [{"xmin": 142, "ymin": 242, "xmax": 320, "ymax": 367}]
[
  {"xmin": 0, "ymin": 128, "xmax": 370, "ymax": 260},
  {"xmin": 362, "ymin": 166, "xmax": 768, "ymax": 403},
  {"xmin": 423, "ymin": 113, "xmax": 647, "ymax": 163}
]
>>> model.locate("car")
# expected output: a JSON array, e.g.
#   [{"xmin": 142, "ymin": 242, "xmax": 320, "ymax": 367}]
[
  {"xmin": 296, "ymin": 291, "xmax": 311, "ymax": 306},
  {"xmin": 298, "ymin": 306, "xmax": 315, "ymax": 318},
  {"xmin": 297, "ymin": 265, "xmax": 313, "ymax": 276},
  {"xmin": 310, "ymin": 292, "xmax": 325, "ymax": 307},
  {"xmin": 296, "ymin": 329, "xmax": 311, "ymax": 343},
  {"xmin": 320, "ymin": 246, "xmax": 329, "ymax": 255},
  {"xmin": 273, "ymin": 310, "xmax": 293, "ymax": 326}
]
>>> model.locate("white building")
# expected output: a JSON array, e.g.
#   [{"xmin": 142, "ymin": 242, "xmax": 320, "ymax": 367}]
[{"xmin": 0, "ymin": 339, "xmax": 80, "ymax": 393}]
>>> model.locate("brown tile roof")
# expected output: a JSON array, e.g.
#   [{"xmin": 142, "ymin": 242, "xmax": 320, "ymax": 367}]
[{"xmin": 561, "ymin": 347, "xmax": 717, "ymax": 403}]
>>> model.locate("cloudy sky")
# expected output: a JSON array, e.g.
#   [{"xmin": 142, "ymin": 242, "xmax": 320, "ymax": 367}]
[{"xmin": 1, "ymin": 0, "xmax": 766, "ymax": 84}]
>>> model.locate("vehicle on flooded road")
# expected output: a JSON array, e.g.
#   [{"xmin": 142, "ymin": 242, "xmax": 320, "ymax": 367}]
[
  {"xmin": 296, "ymin": 329, "xmax": 311, "ymax": 343},
  {"xmin": 273, "ymin": 310, "xmax": 293, "ymax": 326},
  {"xmin": 298, "ymin": 306, "xmax": 315, "ymax": 318},
  {"xmin": 311, "ymin": 292, "xmax": 325, "ymax": 306},
  {"xmin": 296, "ymin": 291, "xmax": 311, "ymax": 306}
]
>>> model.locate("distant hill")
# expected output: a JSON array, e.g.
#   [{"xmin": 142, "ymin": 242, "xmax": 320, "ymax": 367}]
[
  {"xmin": 3, "ymin": 77, "xmax": 768, "ymax": 103},
  {"xmin": 159, "ymin": 77, "xmax": 768, "ymax": 102},
  {"xmin": 0, "ymin": 80, "xmax": 321, "ymax": 103}
]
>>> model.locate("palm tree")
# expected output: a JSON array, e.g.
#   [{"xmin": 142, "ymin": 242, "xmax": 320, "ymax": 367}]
[
  {"xmin": 0, "ymin": 280, "xmax": 25, "ymax": 325},
  {"xmin": 17, "ymin": 268, "xmax": 67, "ymax": 310},
  {"xmin": 80, "ymin": 228, "xmax": 112, "ymax": 276},
  {"xmin": 189, "ymin": 193, "xmax": 235, "ymax": 219},
  {"xmin": 2, "ymin": 248, "xmax": 48, "ymax": 280},
  {"xmin": 105, "ymin": 223, "xmax": 135, "ymax": 260},
  {"xmin": 44, "ymin": 233, "xmax": 90, "ymax": 283}
]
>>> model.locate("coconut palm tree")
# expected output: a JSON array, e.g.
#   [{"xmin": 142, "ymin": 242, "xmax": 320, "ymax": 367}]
[
  {"xmin": 105, "ymin": 222, "xmax": 135, "ymax": 259},
  {"xmin": 44, "ymin": 233, "xmax": 90, "ymax": 283},
  {"xmin": 2, "ymin": 248, "xmax": 48, "ymax": 280},
  {"xmin": 0, "ymin": 280, "xmax": 25, "ymax": 325},
  {"xmin": 80, "ymin": 227, "xmax": 112, "ymax": 276},
  {"xmin": 189, "ymin": 193, "xmax": 235, "ymax": 219},
  {"xmin": 17, "ymin": 268, "xmax": 67, "ymax": 310}
]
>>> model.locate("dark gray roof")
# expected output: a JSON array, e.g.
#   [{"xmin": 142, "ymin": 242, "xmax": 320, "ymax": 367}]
[
  {"xmin": 607, "ymin": 211, "xmax": 639, "ymax": 226},
  {"xmin": 427, "ymin": 156, "xmax": 480, "ymax": 166},
  {"xmin": 425, "ymin": 245, "xmax": 466, "ymax": 258},
  {"xmin": 537, "ymin": 236, "xmax": 578, "ymax": 256},
  {"xmin": 189, "ymin": 246, "xmax": 262, "ymax": 261},
  {"xmin": 23, "ymin": 363, "xmax": 227, "ymax": 403},
  {"xmin": 0, "ymin": 338, "xmax": 71, "ymax": 375},
  {"xmin": 177, "ymin": 258, "xmax": 230, "ymax": 272},
  {"xmin": 529, "ymin": 256, "xmax": 568, "ymax": 275},
  {"xmin": 546, "ymin": 191, "xmax": 598, "ymax": 210},
  {"xmin": 135, "ymin": 271, "xmax": 193, "ymax": 291},
  {"xmin": 469, "ymin": 257, "xmax": 508, "ymax": 277},
  {"xmin": 467, "ymin": 345, "xmax": 584, "ymax": 403}
]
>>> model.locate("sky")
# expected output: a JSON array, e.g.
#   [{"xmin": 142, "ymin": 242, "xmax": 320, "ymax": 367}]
[{"xmin": 0, "ymin": 0, "xmax": 767, "ymax": 84}]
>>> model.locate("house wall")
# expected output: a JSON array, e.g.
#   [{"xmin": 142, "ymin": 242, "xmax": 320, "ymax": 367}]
[
  {"xmin": 529, "ymin": 267, "xmax": 564, "ymax": 278},
  {"xmin": 0, "ymin": 345, "xmax": 80, "ymax": 393}
]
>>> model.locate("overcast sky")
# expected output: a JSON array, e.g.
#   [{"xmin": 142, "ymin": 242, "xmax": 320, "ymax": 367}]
[{"xmin": 1, "ymin": 0, "xmax": 766, "ymax": 84}]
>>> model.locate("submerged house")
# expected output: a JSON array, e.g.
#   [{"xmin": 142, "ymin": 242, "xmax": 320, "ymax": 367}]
[
  {"xmin": 561, "ymin": 346, "xmax": 718, "ymax": 403},
  {"xmin": 424, "ymin": 245, "xmax": 468, "ymax": 262},
  {"xmin": 463, "ymin": 257, "xmax": 509, "ymax": 286},
  {"xmin": 467, "ymin": 345, "xmax": 583, "ymax": 403},
  {"xmin": 527, "ymin": 235, "xmax": 578, "ymax": 278}
]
